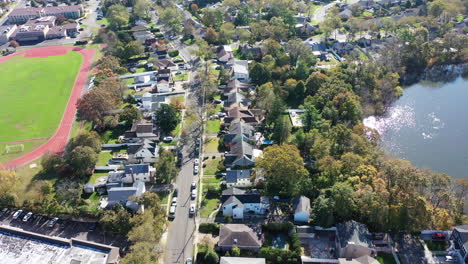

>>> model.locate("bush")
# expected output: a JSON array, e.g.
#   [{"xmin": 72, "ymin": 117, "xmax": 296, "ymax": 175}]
[
  {"xmin": 259, "ymin": 247, "xmax": 301, "ymax": 264},
  {"xmin": 199, "ymin": 223, "xmax": 220, "ymax": 235},
  {"xmin": 168, "ymin": 50, "xmax": 179, "ymax": 57}
]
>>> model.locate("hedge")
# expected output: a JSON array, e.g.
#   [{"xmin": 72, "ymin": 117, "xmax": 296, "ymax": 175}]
[
  {"xmin": 168, "ymin": 50, "xmax": 179, "ymax": 57},
  {"xmin": 199, "ymin": 223, "xmax": 220, "ymax": 235}
]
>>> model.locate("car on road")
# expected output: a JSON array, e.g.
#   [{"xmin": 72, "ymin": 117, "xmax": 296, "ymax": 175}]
[
  {"xmin": 191, "ymin": 189, "xmax": 197, "ymax": 200},
  {"xmin": 432, "ymin": 232, "xmax": 446, "ymax": 240},
  {"xmin": 12, "ymin": 209, "xmax": 23, "ymax": 220},
  {"xmin": 163, "ymin": 136, "xmax": 174, "ymax": 143},
  {"xmin": 23, "ymin": 212, "xmax": 33, "ymax": 222},
  {"xmin": 193, "ymin": 166, "xmax": 199, "ymax": 175},
  {"xmin": 189, "ymin": 204, "xmax": 196, "ymax": 217},
  {"xmin": 186, "ymin": 258, "xmax": 193, "ymax": 264},
  {"xmin": 194, "ymin": 158, "xmax": 199, "ymax": 166},
  {"xmin": 169, "ymin": 205, "xmax": 176, "ymax": 218},
  {"xmin": 171, "ymin": 197, "xmax": 177, "ymax": 206},
  {"xmin": 191, "ymin": 181, "xmax": 197, "ymax": 189},
  {"xmin": 48, "ymin": 217, "xmax": 58, "ymax": 228}
]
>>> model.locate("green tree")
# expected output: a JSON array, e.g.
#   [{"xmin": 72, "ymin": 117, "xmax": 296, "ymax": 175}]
[
  {"xmin": 120, "ymin": 106, "xmax": 142, "ymax": 124},
  {"xmin": 255, "ymin": 82, "xmax": 276, "ymax": 113},
  {"xmin": 231, "ymin": 246, "xmax": 241, "ymax": 257},
  {"xmin": 202, "ymin": 8, "xmax": 224, "ymax": 30},
  {"xmin": 120, "ymin": 41, "xmax": 144, "ymax": 60},
  {"xmin": 302, "ymin": 100, "xmax": 323, "ymax": 132},
  {"xmin": 250, "ymin": 63, "xmax": 271, "ymax": 85},
  {"xmin": 64, "ymin": 146, "xmax": 98, "ymax": 177},
  {"xmin": 106, "ymin": 5, "xmax": 130, "ymax": 29},
  {"xmin": 96, "ymin": 55, "xmax": 125, "ymax": 74},
  {"xmin": 66, "ymin": 131, "xmax": 102, "ymax": 153},
  {"xmin": 203, "ymin": 248, "xmax": 219, "ymax": 264},
  {"xmin": 134, "ymin": 0, "xmax": 152, "ymax": 20},
  {"xmin": 155, "ymin": 150, "xmax": 179, "ymax": 184},
  {"xmin": 272, "ymin": 115, "xmax": 291, "ymax": 145},
  {"xmin": 100, "ymin": 204, "xmax": 133, "ymax": 235},
  {"xmin": 159, "ymin": 7, "xmax": 182, "ymax": 34},
  {"xmin": 154, "ymin": 104, "xmax": 179, "ymax": 134},
  {"xmin": 256, "ymin": 145, "xmax": 308, "ymax": 197}
]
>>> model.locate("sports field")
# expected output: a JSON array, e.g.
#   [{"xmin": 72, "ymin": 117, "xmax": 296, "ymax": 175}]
[{"xmin": 0, "ymin": 51, "xmax": 83, "ymax": 163}]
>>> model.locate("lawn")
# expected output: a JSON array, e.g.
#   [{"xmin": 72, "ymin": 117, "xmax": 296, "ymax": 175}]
[
  {"xmin": 200, "ymin": 186, "xmax": 221, "ymax": 218},
  {"xmin": 204, "ymin": 137, "xmax": 219, "ymax": 153},
  {"xmin": 203, "ymin": 157, "xmax": 221, "ymax": 175},
  {"xmin": 97, "ymin": 151, "xmax": 113, "ymax": 166},
  {"xmin": 173, "ymin": 73, "xmax": 189, "ymax": 81},
  {"xmin": 0, "ymin": 51, "xmax": 83, "ymax": 162},
  {"xmin": 87, "ymin": 172, "xmax": 108, "ymax": 184},
  {"xmin": 206, "ymin": 119, "xmax": 221, "ymax": 134},
  {"xmin": 202, "ymin": 176, "xmax": 222, "ymax": 184},
  {"xmin": 376, "ymin": 252, "xmax": 397, "ymax": 264}
]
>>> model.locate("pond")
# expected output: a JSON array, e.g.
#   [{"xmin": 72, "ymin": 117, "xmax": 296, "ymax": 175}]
[{"xmin": 363, "ymin": 77, "xmax": 468, "ymax": 179}]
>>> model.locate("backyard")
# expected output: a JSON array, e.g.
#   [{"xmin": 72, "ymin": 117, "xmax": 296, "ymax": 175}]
[
  {"xmin": 203, "ymin": 157, "xmax": 222, "ymax": 175},
  {"xmin": 0, "ymin": 51, "xmax": 83, "ymax": 163}
]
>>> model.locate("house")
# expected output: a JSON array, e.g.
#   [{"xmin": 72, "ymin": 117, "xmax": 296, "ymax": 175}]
[
  {"xmin": 225, "ymin": 79, "xmax": 252, "ymax": 94},
  {"xmin": 218, "ymin": 45, "xmax": 234, "ymax": 63},
  {"xmin": 293, "ymin": 195, "xmax": 310, "ymax": 223},
  {"xmin": 237, "ymin": 44, "xmax": 263, "ymax": 59},
  {"xmin": 0, "ymin": 25, "xmax": 17, "ymax": 44},
  {"xmin": 106, "ymin": 181, "xmax": 146, "ymax": 211},
  {"xmin": 124, "ymin": 119, "xmax": 158, "ymax": 142},
  {"xmin": 224, "ymin": 120, "xmax": 256, "ymax": 147},
  {"xmin": 155, "ymin": 59, "xmax": 176, "ymax": 70},
  {"xmin": 62, "ymin": 22, "xmax": 79, "ymax": 36},
  {"xmin": 340, "ymin": 9, "xmax": 353, "ymax": 20},
  {"xmin": 224, "ymin": 106, "xmax": 264, "ymax": 126},
  {"xmin": 451, "ymin": 225, "xmax": 468, "ymax": 264},
  {"xmin": 221, "ymin": 187, "xmax": 268, "ymax": 219},
  {"xmin": 332, "ymin": 41, "xmax": 355, "ymax": 56},
  {"xmin": 295, "ymin": 22, "xmax": 316, "ymax": 35},
  {"xmin": 220, "ymin": 257, "xmax": 266, "ymax": 264},
  {"xmin": 107, "ymin": 164, "xmax": 155, "ymax": 183},
  {"xmin": 218, "ymin": 224, "xmax": 262, "ymax": 251},
  {"xmin": 155, "ymin": 49, "xmax": 168, "ymax": 59},
  {"xmin": 156, "ymin": 80, "xmax": 171, "ymax": 93},
  {"xmin": 224, "ymin": 90, "xmax": 249, "ymax": 109},
  {"xmin": 127, "ymin": 139, "xmax": 158, "ymax": 164},
  {"xmin": 337, "ymin": 221, "xmax": 376, "ymax": 259},
  {"xmin": 138, "ymin": 92, "xmax": 168, "ymax": 112},
  {"xmin": 8, "ymin": 5, "xmax": 83, "ymax": 24},
  {"xmin": 224, "ymin": 140, "xmax": 256, "ymax": 168},
  {"xmin": 338, "ymin": 256, "xmax": 380, "ymax": 264},
  {"xmin": 225, "ymin": 169, "xmax": 252, "ymax": 187},
  {"xmin": 230, "ymin": 60, "xmax": 250, "ymax": 82},
  {"xmin": 133, "ymin": 30, "xmax": 155, "ymax": 43}
]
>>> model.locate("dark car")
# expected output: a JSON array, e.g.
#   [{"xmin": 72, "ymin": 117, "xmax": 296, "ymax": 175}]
[
  {"xmin": 432, "ymin": 232, "xmax": 446, "ymax": 240},
  {"xmin": 88, "ymin": 222, "xmax": 97, "ymax": 232}
]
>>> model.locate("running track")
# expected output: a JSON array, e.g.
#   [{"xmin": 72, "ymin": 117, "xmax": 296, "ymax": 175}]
[{"xmin": 1, "ymin": 46, "xmax": 96, "ymax": 169}]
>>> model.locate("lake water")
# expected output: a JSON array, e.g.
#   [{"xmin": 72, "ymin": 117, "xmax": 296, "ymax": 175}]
[{"xmin": 363, "ymin": 77, "xmax": 468, "ymax": 179}]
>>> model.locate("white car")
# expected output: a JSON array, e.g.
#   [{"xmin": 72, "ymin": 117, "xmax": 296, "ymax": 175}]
[
  {"xmin": 12, "ymin": 209, "xmax": 23, "ymax": 220},
  {"xmin": 191, "ymin": 189, "xmax": 197, "ymax": 200},
  {"xmin": 163, "ymin": 136, "xmax": 174, "ymax": 143},
  {"xmin": 194, "ymin": 158, "xmax": 199, "ymax": 166},
  {"xmin": 186, "ymin": 258, "xmax": 193, "ymax": 264},
  {"xmin": 48, "ymin": 217, "xmax": 59, "ymax": 228},
  {"xmin": 171, "ymin": 197, "xmax": 177, "ymax": 206},
  {"xmin": 169, "ymin": 205, "xmax": 176, "ymax": 218},
  {"xmin": 23, "ymin": 212, "xmax": 33, "ymax": 222},
  {"xmin": 191, "ymin": 181, "xmax": 197, "ymax": 189},
  {"xmin": 189, "ymin": 204, "xmax": 196, "ymax": 217},
  {"xmin": 193, "ymin": 166, "xmax": 199, "ymax": 175}
]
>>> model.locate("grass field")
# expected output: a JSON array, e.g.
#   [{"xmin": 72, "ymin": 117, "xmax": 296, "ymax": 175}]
[{"xmin": 0, "ymin": 52, "xmax": 83, "ymax": 162}]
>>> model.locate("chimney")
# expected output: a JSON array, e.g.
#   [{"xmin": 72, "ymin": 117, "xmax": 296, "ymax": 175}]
[{"xmin": 130, "ymin": 168, "xmax": 135, "ymax": 183}]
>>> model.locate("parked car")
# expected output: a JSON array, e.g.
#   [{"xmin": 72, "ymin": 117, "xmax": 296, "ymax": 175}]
[
  {"xmin": 218, "ymin": 85, "xmax": 226, "ymax": 89},
  {"xmin": 12, "ymin": 209, "xmax": 23, "ymax": 220},
  {"xmin": 189, "ymin": 204, "xmax": 196, "ymax": 217},
  {"xmin": 48, "ymin": 217, "xmax": 58, "ymax": 228},
  {"xmin": 215, "ymin": 172, "xmax": 227, "ymax": 177},
  {"xmin": 217, "ymin": 112, "xmax": 226, "ymax": 118},
  {"xmin": 169, "ymin": 205, "xmax": 176, "ymax": 218},
  {"xmin": 191, "ymin": 189, "xmax": 197, "ymax": 200},
  {"xmin": 88, "ymin": 223, "xmax": 97, "ymax": 232},
  {"xmin": 186, "ymin": 258, "xmax": 193, "ymax": 264},
  {"xmin": 175, "ymin": 71, "xmax": 182, "ymax": 75},
  {"xmin": 23, "ymin": 212, "xmax": 33, "ymax": 222},
  {"xmin": 213, "ymin": 99, "xmax": 222, "ymax": 104},
  {"xmin": 193, "ymin": 166, "xmax": 199, "ymax": 175},
  {"xmin": 191, "ymin": 181, "xmax": 197, "ymax": 189},
  {"xmin": 194, "ymin": 158, "xmax": 199, "ymax": 166},
  {"xmin": 445, "ymin": 256, "xmax": 455, "ymax": 262},
  {"xmin": 432, "ymin": 232, "xmax": 446, "ymax": 240},
  {"xmin": 171, "ymin": 197, "xmax": 177, "ymax": 206},
  {"xmin": 163, "ymin": 136, "xmax": 174, "ymax": 143}
]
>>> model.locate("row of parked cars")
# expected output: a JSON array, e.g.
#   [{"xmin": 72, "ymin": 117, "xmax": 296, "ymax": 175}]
[{"xmin": 1, "ymin": 208, "xmax": 59, "ymax": 228}]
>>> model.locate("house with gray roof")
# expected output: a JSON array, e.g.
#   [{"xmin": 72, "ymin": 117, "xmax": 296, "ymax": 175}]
[
  {"xmin": 220, "ymin": 257, "xmax": 266, "ymax": 264},
  {"xmin": 124, "ymin": 119, "xmax": 158, "ymax": 142},
  {"xmin": 127, "ymin": 139, "xmax": 158, "ymax": 164},
  {"xmin": 224, "ymin": 140, "xmax": 255, "ymax": 169},
  {"xmin": 218, "ymin": 224, "xmax": 262, "ymax": 251},
  {"xmin": 107, "ymin": 164, "xmax": 155, "ymax": 184},
  {"xmin": 337, "ymin": 221, "xmax": 376, "ymax": 259},
  {"xmin": 225, "ymin": 169, "xmax": 252, "ymax": 187},
  {"xmin": 451, "ymin": 225, "xmax": 468, "ymax": 264},
  {"xmin": 221, "ymin": 187, "xmax": 268, "ymax": 220},
  {"xmin": 106, "ymin": 181, "xmax": 145, "ymax": 211},
  {"xmin": 293, "ymin": 195, "xmax": 310, "ymax": 223}
]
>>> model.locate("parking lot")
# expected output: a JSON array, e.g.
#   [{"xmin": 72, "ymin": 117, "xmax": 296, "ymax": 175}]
[{"xmin": 0, "ymin": 209, "xmax": 127, "ymax": 249}]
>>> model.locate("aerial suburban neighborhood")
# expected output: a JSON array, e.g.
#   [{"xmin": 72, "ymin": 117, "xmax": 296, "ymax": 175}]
[{"xmin": 0, "ymin": 0, "xmax": 467, "ymax": 263}]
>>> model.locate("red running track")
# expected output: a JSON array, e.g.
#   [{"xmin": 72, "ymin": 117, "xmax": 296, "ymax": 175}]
[{"xmin": 2, "ymin": 46, "xmax": 96, "ymax": 169}]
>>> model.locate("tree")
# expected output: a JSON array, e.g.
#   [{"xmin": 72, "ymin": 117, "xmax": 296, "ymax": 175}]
[
  {"xmin": 154, "ymin": 104, "xmax": 179, "ymax": 134},
  {"xmin": 159, "ymin": 7, "xmax": 182, "ymax": 34},
  {"xmin": 64, "ymin": 146, "xmax": 98, "ymax": 177},
  {"xmin": 234, "ymin": 6, "xmax": 251, "ymax": 26},
  {"xmin": 255, "ymin": 82, "xmax": 276, "ymax": 113},
  {"xmin": 204, "ymin": 27, "xmax": 219, "ymax": 44},
  {"xmin": 66, "ymin": 131, "xmax": 102, "ymax": 153},
  {"xmin": 0, "ymin": 169, "xmax": 18, "ymax": 198},
  {"xmin": 41, "ymin": 153, "xmax": 64, "ymax": 174},
  {"xmin": 193, "ymin": 37, "xmax": 214, "ymax": 61},
  {"xmin": 100, "ymin": 204, "xmax": 133, "ymax": 235},
  {"xmin": 250, "ymin": 63, "xmax": 271, "ymax": 85},
  {"xmin": 231, "ymin": 246, "xmax": 241, "ymax": 257},
  {"xmin": 202, "ymin": 8, "xmax": 224, "ymax": 30},
  {"xmin": 106, "ymin": 5, "xmax": 130, "ymax": 29},
  {"xmin": 9, "ymin": 40, "xmax": 19, "ymax": 48},
  {"xmin": 96, "ymin": 55, "xmax": 125, "ymax": 74},
  {"xmin": 223, "ymin": 0, "xmax": 240, "ymax": 10},
  {"xmin": 219, "ymin": 22, "xmax": 235, "ymax": 44},
  {"xmin": 285, "ymin": 38, "xmax": 314, "ymax": 66},
  {"xmin": 256, "ymin": 145, "xmax": 308, "ymax": 197},
  {"xmin": 120, "ymin": 106, "xmax": 142, "ymax": 124},
  {"xmin": 120, "ymin": 41, "xmax": 144, "ymax": 60},
  {"xmin": 272, "ymin": 115, "xmax": 291, "ymax": 145},
  {"xmin": 77, "ymin": 88, "xmax": 118, "ymax": 128},
  {"xmin": 305, "ymin": 72, "xmax": 329, "ymax": 96},
  {"xmin": 322, "ymin": 7, "xmax": 342, "ymax": 39},
  {"xmin": 203, "ymin": 248, "xmax": 219, "ymax": 264},
  {"xmin": 134, "ymin": 0, "xmax": 152, "ymax": 20},
  {"xmin": 155, "ymin": 150, "xmax": 179, "ymax": 184}
]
